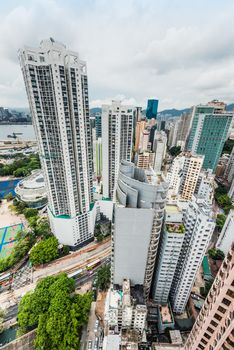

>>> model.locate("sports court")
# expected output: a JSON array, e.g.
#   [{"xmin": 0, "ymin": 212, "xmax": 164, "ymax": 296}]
[{"xmin": 0, "ymin": 224, "xmax": 24, "ymax": 259}]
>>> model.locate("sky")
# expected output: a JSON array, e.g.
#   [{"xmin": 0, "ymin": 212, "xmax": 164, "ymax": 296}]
[{"xmin": 1, "ymin": 0, "xmax": 234, "ymax": 110}]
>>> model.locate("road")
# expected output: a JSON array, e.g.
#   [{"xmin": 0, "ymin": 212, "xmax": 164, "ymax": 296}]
[{"xmin": 0, "ymin": 239, "xmax": 111, "ymax": 310}]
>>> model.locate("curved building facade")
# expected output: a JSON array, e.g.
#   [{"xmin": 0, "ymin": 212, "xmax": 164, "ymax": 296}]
[
  {"xmin": 15, "ymin": 170, "xmax": 47, "ymax": 209},
  {"xmin": 113, "ymin": 160, "xmax": 168, "ymax": 300}
]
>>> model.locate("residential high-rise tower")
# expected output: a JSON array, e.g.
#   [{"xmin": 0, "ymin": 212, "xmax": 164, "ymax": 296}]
[
  {"xmin": 19, "ymin": 39, "xmax": 93, "ymax": 247},
  {"xmin": 187, "ymin": 100, "xmax": 233, "ymax": 171},
  {"xmin": 102, "ymin": 101, "xmax": 134, "ymax": 199},
  {"xmin": 170, "ymin": 196, "xmax": 215, "ymax": 313},
  {"xmin": 185, "ymin": 244, "xmax": 234, "ymax": 350},
  {"xmin": 113, "ymin": 160, "xmax": 168, "ymax": 299}
]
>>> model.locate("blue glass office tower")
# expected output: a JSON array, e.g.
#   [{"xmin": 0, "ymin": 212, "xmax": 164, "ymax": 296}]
[{"xmin": 146, "ymin": 99, "xmax": 158, "ymax": 119}]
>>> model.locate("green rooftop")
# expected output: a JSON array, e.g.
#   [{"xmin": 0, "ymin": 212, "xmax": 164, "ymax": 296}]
[{"xmin": 166, "ymin": 223, "xmax": 185, "ymax": 234}]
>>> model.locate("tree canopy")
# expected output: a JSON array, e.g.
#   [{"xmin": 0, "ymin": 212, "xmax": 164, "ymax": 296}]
[
  {"xmin": 96, "ymin": 264, "xmax": 111, "ymax": 291},
  {"xmin": 222, "ymin": 139, "xmax": 234, "ymax": 155},
  {"xmin": 215, "ymin": 185, "xmax": 234, "ymax": 214},
  {"xmin": 208, "ymin": 248, "xmax": 225, "ymax": 261},
  {"xmin": 169, "ymin": 146, "xmax": 182, "ymax": 157},
  {"xmin": 0, "ymin": 154, "xmax": 40, "ymax": 177},
  {"xmin": 17, "ymin": 273, "xmax": 92, "ymax": 350},
  {"xmin": 216, "ymin": 214, "xmax": 227, "ymax": 231},
  {"xmin": 29, "ymin": 236, "xmax": 59, "ymax": 266}
]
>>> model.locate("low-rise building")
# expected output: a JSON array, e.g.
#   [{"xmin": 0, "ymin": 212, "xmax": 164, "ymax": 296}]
[
  {"xmin": 15, "ymin": 170, "xmax": 47, "ymax": 208},
  {"xmin": 158, "ymin": 304, "xmax": 175, "ymax": 334},
  {"xmin": 104, "ymin": 279, "xmax": 147, "ymax": 338}
]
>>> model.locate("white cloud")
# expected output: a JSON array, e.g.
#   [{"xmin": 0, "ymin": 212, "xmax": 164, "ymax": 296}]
[{"xmin": 0, "ymin": 0, "xmax": 234, "ymax": 110}]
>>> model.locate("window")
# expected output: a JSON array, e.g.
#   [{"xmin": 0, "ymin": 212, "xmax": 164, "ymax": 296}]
[
  {"xmin": 201, "ymin": 338, "xmax": 208, "ymax": 345},
  {"xmin": 222, "ymin": 298, "xmax": 231, "ymax": 306},
  {"xmin": 210, "ymin": 320, "xmax": 218, "ymax": 328},
  {"xmin": 226, "ymin": 289, "xmax": 234, "ymax": 298},
  {"xmin": 218, "ymin": 305, "xmax": 226, "ymax": 314},
  {"xmin": 204, "ymin": 332, "xmax": 211, "ymax": 340},
  {"xmin": 214, "ymin": 313, "xmax": 222, "ymax": 321},
  {"xmin": 207, "ymin": 327, "xmax": 214, "ymax": 334}
]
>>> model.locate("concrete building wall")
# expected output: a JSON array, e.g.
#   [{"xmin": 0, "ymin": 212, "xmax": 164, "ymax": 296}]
[
  {"xmin": 152, "ymin": 227, "xmax": 184, "ymax": 305},
  {"xmin": 19, "ymin": 39, "xmax": 93, "ymax": 247},
  {"xmin": 170, "ymin": 197, "xmax": 215, "ymax": 313},
  {"xmin": 185, "ymin": 245, "xmax": 234, "ymax": 350},
  {"xmin": 224, "ymin": 147, "xmax": 234, "ymax": 183},
  {"xmin": 216, "ymin": 210, "xmax": 234, "ymax": 255},
  {"xmin": 102, "ymin": 102, "xmax": 134, "ymax": 199},
  {"xmin": 113, "ymin": 207, "xmax": 154, "ymax": 285}
]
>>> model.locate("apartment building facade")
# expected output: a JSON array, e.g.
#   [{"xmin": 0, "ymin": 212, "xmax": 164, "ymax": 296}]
[
  {"xmin": 185, "ymin": 244, "xmax": 234, "ymax": 350},
  {"xmin": 170, "ymin": 196, "xmax": 215, "ymax": 313},
  {"xmin": 187, "ymin": 100, "xmax": 233, "ymax": 171},
  {"xmin": 19, "ymin": 39, "xmax": 93, "ymax": 247},
  {"xmin": 102, "ymin": 101, "xmax": 134, "ymax": 199},
  {"xmin": 113, "ymin": 160, "xmax": 168, "ymax": 299}
]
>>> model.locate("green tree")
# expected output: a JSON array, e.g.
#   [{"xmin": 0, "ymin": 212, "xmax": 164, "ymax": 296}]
[
  {"xmin": 13, "ymin": 168, "xmax": 28, "ymax": 177},
  {"xmin": 96, "ymin": 264, "xmax": 111, "ymax": 291},
  {"xmin": 4, "ymin": 192, "xmax": 14, "ymax": 201},
  {"xmin": 29, "ymin": 236, "xmax": 59, "ymax": 266},
  {"xmin": 222, "ymin": 139, "xmax": 234, "ymax": 155},
  {"xmin": 96, "ymin": 234, "xmax": 104, "ymax": 242},
  {"xmin": 200, "ymin": 280, "xmax": 214, "ymax": 297},
  {"xmin": 216, "ymin": 214, "xmax": 227, "ymax": 231},
  {"xmin": 23, "ymin": 208, "xmax": 38, "ymax": 219},
  {"xmin": 169, "ymin": 146, "xmax": 181, "ymax": 157},
  {"xmin": 17, "ymin": 274, "xmax": 92, "ymax": 349},
  {"xmin": 208, "ymin": 248, "xmax": 225, "ymax": 261},
  {"xmin": 34, "ymin": 217, "xmax": 50, "ymax": 238}
]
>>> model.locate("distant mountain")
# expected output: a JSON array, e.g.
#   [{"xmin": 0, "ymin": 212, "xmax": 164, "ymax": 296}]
[{"xmin": 158, "ymin": 107, "xmax": 191, "ymax": 118}]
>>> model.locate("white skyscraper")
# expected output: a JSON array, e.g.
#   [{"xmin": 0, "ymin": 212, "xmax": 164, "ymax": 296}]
[
  {"xmin": 216, "ymin": 210, "xmax": 234, "ymax": 255},
  {"xmin": 102, "ymin": 101, "xmax": 134, "ymax": 199},
  {"xmin": 153, "ymin": 131, "xmax": 167, "ymax": 172},
  {"xmin": 152, "ymin": 205, "xmax": 185, "ymax": 305},
  {"xmin": 19, "ymin": 39, "xmax": 94, "ymax": 247},
  {"xmin": 170, "ymin": 196, "xmax": 215, "ymax": 313}
]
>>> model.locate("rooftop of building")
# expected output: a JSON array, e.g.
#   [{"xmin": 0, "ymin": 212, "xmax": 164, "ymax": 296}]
[
  {"xmin": 159, "ymin": 304, "xmax": 174, "ymax": 324},
  {"xmin": 104, "ymin": 334, "xmax": 120, "ymax": 350},
  {"xmin": 195, "ymin": 100, "xmax": 233, "ymax": 115},
  {"xmin": 165, "ymin": 205, "xmax": 183, "ymax": 223},
  {"xmin": 169, "ymin": 330, "xmax": 183, "ymax": 345},
  {"xmin": 121, "ymin": 329, "xmax": 140, "ymax": 348},
  {"xmin": 108, "ymin": 288, "xmax": 122, "ymax": 309},
  {"xmin": 165, "ymin": 205, "xmax": 181, "ymax": 214},
  {"xmin": 17, "ymin": 170, "xmax": 45, "ymax": 190},
  {"xmin": 166, "ymin": 223, "xmax": 185, "ymax": 234},
  {"xmin": 112, "ymin": 282, "xmax": 145, "ymax": 306}
]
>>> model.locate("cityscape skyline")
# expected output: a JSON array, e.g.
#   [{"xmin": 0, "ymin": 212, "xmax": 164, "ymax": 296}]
[
  {"xmin": 0, "ymin": 3, "xmax": 234, "ymax": 347},
  {"xmin": 1, "ymin": 0, "xmax": 234, "ymax": 110}
]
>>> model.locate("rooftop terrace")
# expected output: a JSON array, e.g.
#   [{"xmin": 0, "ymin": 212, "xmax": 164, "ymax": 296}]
[{"xmin": 166, "ymin": 223, "xmax": 185, "ymax": 234}]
